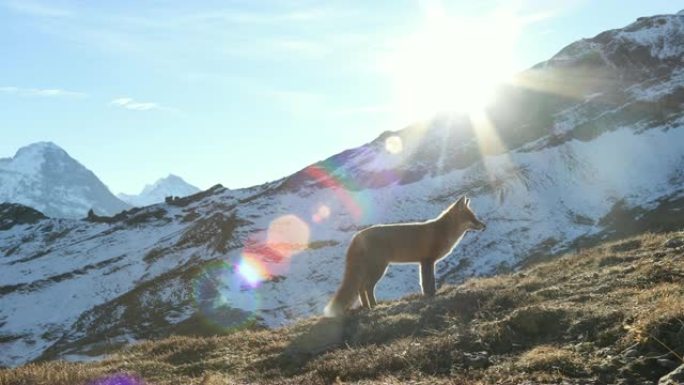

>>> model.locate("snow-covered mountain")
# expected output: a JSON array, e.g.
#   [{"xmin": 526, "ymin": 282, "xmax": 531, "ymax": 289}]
[
  {"xmin": 117, "ymin": 174, "xmax": 201, "ymax": 207},
  {"xmin": 0, "ymin": 142, "xmax": 130, "ymax": 219},
  {"xmin": 0, "ymin": 12, "xmax": 683, "ymax": 367}
]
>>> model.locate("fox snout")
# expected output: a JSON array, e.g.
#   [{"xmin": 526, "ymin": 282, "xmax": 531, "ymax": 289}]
[{"xmin": 472, "ymin": 220, "xmax": 486, "ymax": 231}]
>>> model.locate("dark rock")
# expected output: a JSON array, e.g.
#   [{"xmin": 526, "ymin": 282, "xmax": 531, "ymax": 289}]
[
  {"xmin": 664, "ymin": 237, "xmax": 684, "ymax": 249},
  {"xmin": 611, "ymin": 240, "xmax": 642, "ymax": 253},
  {"xmin": 0, "ymin": 203, "xmax": 47, "ymax": 230},
  {"xmin": 464, "ymin": 351, "xmax": 490, "ymax": 369}
]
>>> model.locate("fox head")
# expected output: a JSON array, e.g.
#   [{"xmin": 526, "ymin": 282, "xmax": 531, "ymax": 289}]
[{"xmin": 450, "ymin": 196, "xmax": 486, "ymax": 231}]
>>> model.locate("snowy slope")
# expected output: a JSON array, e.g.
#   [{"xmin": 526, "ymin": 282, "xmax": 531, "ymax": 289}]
[
  {"xmin": 0, "ymin": 11, "xmax": 683, "ymax": 367},
  {"xmin": 0, "ymin": 142, "xmax": 130, "ymax": 219},
  {"xmin": 117, "ymin": 174, "xmax": 201, "ymax": 207}
]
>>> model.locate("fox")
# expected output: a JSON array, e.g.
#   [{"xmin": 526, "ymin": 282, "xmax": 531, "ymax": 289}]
[{"xmin": 324, "ymin": 196, "xmax": 485, "ymax": 317}]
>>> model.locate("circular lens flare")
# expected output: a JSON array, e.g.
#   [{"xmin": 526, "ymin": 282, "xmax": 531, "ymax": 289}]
[
  {"xmin": 385, "ymin": 135, "xmax": 403, "ymax": 154},
  {"xmin": 312, "ymin": 204, "xmax": 331, "ymax": 223},
  {"xmin": 266, "ymin": 214, "xmax": 310, "ymax": 259}
]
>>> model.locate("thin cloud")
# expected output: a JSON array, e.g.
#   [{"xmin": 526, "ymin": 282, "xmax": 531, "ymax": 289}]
[
  {"xmin": 3, "ymin": 0, "xmax": 73, "ymax": 18},
  {"xmin": 0, "ymin": 86, "xmax": 87, "ymax": 98},
  {"xmin": 110, "ymin": 97, "xmax": 174, "ymax": 112},
  {"xmin": 177, "ymin": 8, "xmax": 332, "ymax": 26},
  {"xmin": 6, "ymin": 2, "xmax": 359, "ymax": 68}
]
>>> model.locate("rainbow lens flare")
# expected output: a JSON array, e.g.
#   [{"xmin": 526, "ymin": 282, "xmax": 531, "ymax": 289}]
[
  {"xmin": 191, "ymin": 260, "xmax": 261, "ymax": 330},
  {"xmin": 89, "ymin": 374, "xmax": 145, "ymax": 385},
  {"xmin": 237, "ymin": 253, "xmax": 271, "ymax": 288},
  {"xmin": 304, "ymin": 165, "xmax": 364, "ymax": 222},
  {"xmin": 237, "ymin": 214, "xmax": 310, "ymax": 287}
]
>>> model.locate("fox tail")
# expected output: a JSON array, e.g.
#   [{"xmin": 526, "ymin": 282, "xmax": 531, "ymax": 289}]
[{"xmin": 324, "ymin": 241, "xmax": 363, "ymax": 317}]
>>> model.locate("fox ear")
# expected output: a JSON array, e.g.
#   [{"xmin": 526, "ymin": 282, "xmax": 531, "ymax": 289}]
[{"xmin": 456, "ymin": 196, "xmax": 466, "ymax": 208}]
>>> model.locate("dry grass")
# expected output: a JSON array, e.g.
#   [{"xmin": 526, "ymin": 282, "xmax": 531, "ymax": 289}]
[
  {"xmin": 516, "ymin": 345, "xmax": 584, "ymax": 375},
  {"xmin": 1, "ymin": 231, "xmax": 683, "ymax": 385}
]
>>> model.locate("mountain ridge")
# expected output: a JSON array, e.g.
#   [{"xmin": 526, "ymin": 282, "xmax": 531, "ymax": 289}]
[{"xmin": 117, "ymin": 174, "xmax": 201, "ymax": 207}]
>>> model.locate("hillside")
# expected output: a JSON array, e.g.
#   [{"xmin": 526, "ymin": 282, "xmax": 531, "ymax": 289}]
[
  {"xmin": 2, "ymin": 231, "xmax": 683, "ymax": 384},
  {"xmin": 0, "ymin": 11, "xmax": 683, "ymax": 367}
]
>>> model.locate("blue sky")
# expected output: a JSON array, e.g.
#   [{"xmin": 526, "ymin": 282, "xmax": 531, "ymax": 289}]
[{"xmin": 1, "ymin": 0, "xmax": 680, "ymax": 195}]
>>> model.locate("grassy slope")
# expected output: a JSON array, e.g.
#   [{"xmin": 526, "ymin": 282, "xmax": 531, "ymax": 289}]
[{"xmin": 2, "ymin": 231, "xmax": 683, "ymax": 385}]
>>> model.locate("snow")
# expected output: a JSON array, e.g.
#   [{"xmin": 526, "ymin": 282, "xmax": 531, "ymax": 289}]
[
  {"xmin": 0, "ymin": 142, "xmax": 129, "ymax": 218},
  {"xmin": 118, "ymin": 174, "xmax": 201, "ymax": 207},
  {"xmin": 629, "ymin": 68, "xmax": 684, "ymax": 101},
  {"xmin": 617, "ymin": 14, "xmax": 684, "ymax": 59}
]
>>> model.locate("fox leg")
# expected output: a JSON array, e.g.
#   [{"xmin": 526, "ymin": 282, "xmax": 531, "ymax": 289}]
[
  {"xmin": 420, "ymin": 261, "xmax": 436, "ymax": 297},
  {"xmin": 364, "ymin": 263, "xmax": 387, "ymax": 308},
  {"xmin": 359, "ymin": 289, "xmax": 370, "ymax": 308}
]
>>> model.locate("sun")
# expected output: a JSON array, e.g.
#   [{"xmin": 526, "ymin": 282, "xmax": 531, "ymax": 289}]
[{"xmin": 384, "ymin": 5, "xmax": 521, "ymax": 123}]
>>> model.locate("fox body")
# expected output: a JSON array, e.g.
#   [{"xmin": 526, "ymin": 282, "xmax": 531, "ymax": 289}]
[{"xmin": 324, "ymin": 196, "xmax": 485, "ymax": 317}]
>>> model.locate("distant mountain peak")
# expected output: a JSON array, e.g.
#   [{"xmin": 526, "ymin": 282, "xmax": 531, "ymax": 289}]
[
  {"xmin": 142, "ymin": 174, "xmax": 188, "ymax": 194},
  {"xmin": 118, "ymin": 174, "xmax": 200, "ymax": 207},
  {"xmin": 0, "ymin": 142, "xmax": 129, "ymax": 218},
  {"xmin": 21, "ymin": 141, "xmax": 61, "ymax": 150}
]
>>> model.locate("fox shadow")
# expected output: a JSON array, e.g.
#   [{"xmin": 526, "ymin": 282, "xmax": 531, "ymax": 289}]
[{"xmin": 252, "ymin": 289, "xmax": 484, "ymax": 377}]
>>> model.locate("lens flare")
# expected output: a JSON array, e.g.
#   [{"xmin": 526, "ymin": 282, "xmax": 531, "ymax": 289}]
[
  {"xmin": 237, "ymin": 253, "xmax": 270, "ymax": 288},
  {"xmin": 312, "ymin": 204, "xmax": 331, "ymax": 223},
  {"xmin": 88, "ymin": 374, "xmax": 145, "ymax": 385},
  {"xmin": 304, "ymin": 165, "xmax": 365, "ymax": 222},
  {"xmin": 266, "ymin": 214, "xmax": 310, "ymax": 259},
  {"xmin": 469, "ymin": 108, "xmax": 516, "ymax": 187},
  {"xmin": 385, "ymin": 135, "xmax": 403, "ymax": 154},
  {"xmin": 191, "ymin": 260, "xmax": 261, "ymax": 330}
]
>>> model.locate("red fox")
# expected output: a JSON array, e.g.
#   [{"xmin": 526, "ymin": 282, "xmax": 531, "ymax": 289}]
[{"xmin": 324, "ymin": 196, "xmax": 485, "ymax": 317}]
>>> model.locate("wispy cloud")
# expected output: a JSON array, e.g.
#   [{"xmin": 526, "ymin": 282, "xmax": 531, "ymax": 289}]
[
  {"xmin": 3, "ymin": 0, "xmax": 73, "ymax": 18},
  {"xmin": 110, "ymin": 97, "xmax": 174, "ymax": 112},
  {"xmin": 177, "ymin": 8, "xmax": 331, "ymax": 26},
  {"xmin": 6, "ymin": 2, "xmax": 354, "ymax": 62},
  {"xmin": 0, "ymin": 86, "xmax": 87, "ymax": 98}
]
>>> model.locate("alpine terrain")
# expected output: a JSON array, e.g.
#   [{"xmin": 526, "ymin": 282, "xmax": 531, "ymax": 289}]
[{"xmin": 0, "ymin": 11, "xmax": 682, "ymax": 369}]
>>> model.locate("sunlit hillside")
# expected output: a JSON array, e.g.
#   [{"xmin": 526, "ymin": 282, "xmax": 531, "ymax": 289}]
[{"xmin": 2, "ymin": 231, "xmax": 683, "ymax": 384}]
